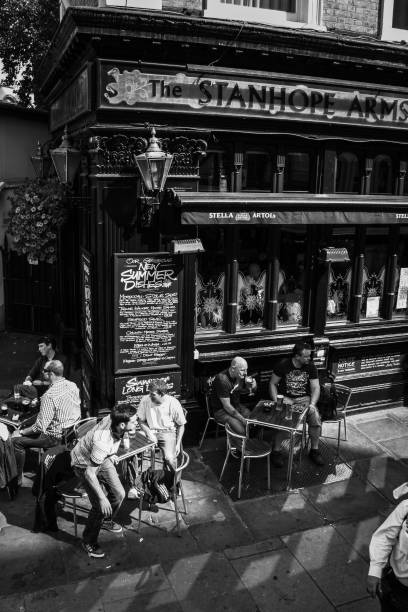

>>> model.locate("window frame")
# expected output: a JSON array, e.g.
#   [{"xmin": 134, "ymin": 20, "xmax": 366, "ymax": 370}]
[
  {"xmin": 204, "ymin": 0, "xmax": 325, "ymax": 30},
  {"xmin": 381, "ymin": 0, "xmax": 408, "ymax": 42}
]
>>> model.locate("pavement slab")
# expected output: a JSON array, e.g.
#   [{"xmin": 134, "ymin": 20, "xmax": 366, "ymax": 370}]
[
  {"xmin": 387, "ymin": 407, "xmax": 408, "ymax": 423},
  {"xmin": 103, "ymin": 589, "xmax": 182, "ymax": 612},
  {"xmin": 188, "ymin": 515, "xmax": 254, "ymax": 552},
  {"xmin": 223, "ymin": 537, "xmax": 284, "ymax": 560},
  {"xmin": 352, "ymin": 416, "xmax": 408, "ymax": 441},
  {"xmin": 282, "ymin": 525, "xmax": 368, "ymax": 607},
  {"xmin": 163, "ymin": 551, "xmax": 248, "ymax": 605},
  {"xmin": 235, "ymin": 490, "xmax": 325, "ymax": 539},
  {"xmin": 181, "ymin": 493, "xmax": 238, "ymax": 526},
  {"xmin": 349, "ymin": 454, "xmax": 408, "ymax": 501},
  {"xmin": 0, "ymin": 592, "xmax": 26, "ymax": 612},
  {"xmin": 95, "ymin": 565, "xmax": 170, "ymax": 601},
  {"xmin": 301, "ymin": 477, "xmax": 390, "ymax": 523},
  {"xmin": 333, "ymin": 424, "xmax": 386, "ymax": 463},
  {"xmin": 377, "ymin": 435, "xmax": 408, "ymax": 462},
  {"xmin": 336, "ymin": 596, "xmax": 380, "ymax": 611},
  {"xmin": 24, "ymin": 580, "xmax": 103, "ymax": 612},
  {"xmin": 333, "ymin": 516, "xmax": 391, "ymax": 564},
  {"xmin": 231, "ymin": 547, "xmax": 334, "ymax": 612}
]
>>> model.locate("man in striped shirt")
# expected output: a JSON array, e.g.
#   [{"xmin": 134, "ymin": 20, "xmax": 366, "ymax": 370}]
[{"xmin": 12, "ymin": 360, "xmax": 81, "ymax": 481}]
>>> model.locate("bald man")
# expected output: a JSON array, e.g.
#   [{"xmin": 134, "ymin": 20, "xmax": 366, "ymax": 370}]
[{"xmin": 209, "ymin": 356, "xmax": 256, "ymax": 435}]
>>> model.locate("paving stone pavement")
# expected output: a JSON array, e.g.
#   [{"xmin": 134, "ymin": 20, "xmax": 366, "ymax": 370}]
[{"xmin": 2, "ymin": 338, "xmax": 408, "ymax": 611}]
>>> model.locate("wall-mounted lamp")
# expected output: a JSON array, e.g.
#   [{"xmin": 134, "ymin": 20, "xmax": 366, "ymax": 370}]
[
  {"xmin": 133, "ymin": 127, "xmax": 173, "ymax": 193},
  {"xmin": 30, "ymin": 141, "xmax": 52, "ymax": 180},
  {"xmin": 50, "ymin": 126, "xmax": 81, "ymax": 185}
]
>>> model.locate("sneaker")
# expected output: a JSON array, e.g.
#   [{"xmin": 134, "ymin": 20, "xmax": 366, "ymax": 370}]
[
  {"xmin": 127, "ymin": 487, "xmax": 140, "ymax": 500},
  {"xmin": 101, "ymin": 520, "xmax": 123, "ymax": 533},
  {"xmin": 271, "ymin": 451, "xmax": 284, "ymax": 468},
  {"xmin": 82, "ymin": 541, "xmax": 105, "ymax": 558},
  {"xmin": 309, "ymin": 449, "xmax": 325, "ymax": 466}
]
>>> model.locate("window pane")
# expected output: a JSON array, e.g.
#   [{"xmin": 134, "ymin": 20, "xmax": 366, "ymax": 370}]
[
  {"xmin": 196, "ymin": 229, "xmax": 225, "ymax": 332},
  {"xmin": 335, "ymin": 152, "xmax": 360, "ymax": 193},
  {"xmin": 199, "ymin": 152, "xmax": 226, "ymax": 191},
  {"xmin": 327, "ymin": 229, "xmax": 355, "ymax": 322},
  {"xmin": 361, "ymin": 229, "xmax": 388, "ymax": 319},
  {"xmin": 393, "ymin": 228, "xmax": 408, "ymax": 317},
  {"xmin": 371, "ymin": 155, "xmax": 393, "ymax": 194},
  {"xmin": 284, "ymin": 152, "xmax": 310, "ymax": 191},
  {"xmin": 237, "ymin": 228, "xmax": 268, "ymax": 329},
  {"xmin": 278, "ymin": 227, "xmax": 306, "ymax": 326},
  {"xmin": 393, "ymin": 0, "xmax": 408, "ymax": 29},
  {"xmin": 242, "ymin": 153, "xmax": 272, "ymax": 190}
]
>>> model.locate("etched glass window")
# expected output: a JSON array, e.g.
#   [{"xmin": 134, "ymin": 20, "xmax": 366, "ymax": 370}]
[
  {"xmin": 327, "ymin": 229, "xmax": 355, "ymax": 323},
  {"xmin": 236, "ymin": 228, "xmax": 268, "ymax": 329},
  {"xmin": 371, "ymin": 155, "xmax": 393, "ymax": 194},
  {"xmin": 196, "ymin": 229, "xmax": 225, "ymax": 333},
  {"xmin": 277, "ymin": 227, "xmax": 306, "ymax": 327},
  {"xmin": 361, "ymin": 228, "xmax": 388, "ymax": 319}
]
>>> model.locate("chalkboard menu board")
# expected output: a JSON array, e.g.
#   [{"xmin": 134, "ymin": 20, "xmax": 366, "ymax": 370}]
[
  {"xmin": 81, "ymin": 249, "xmax": 94, "ymax": 363},
  {"xmin": 115, "ymin": 371, "xmax": 181, "ymax": 408},
  {"xmin": 113, "ymin": 253, "xmax": 181, "ymax": 373},
  {"xmin": 333, "ymin": 352, "xmax": 402, "ymax": 376}
]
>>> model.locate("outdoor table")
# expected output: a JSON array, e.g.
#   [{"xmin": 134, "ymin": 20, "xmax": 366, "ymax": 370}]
[
  {"xmin": 116, "ymin": 431, "xmax": 156, "ymax": 463},
  {"xmin": 247, "ymin": 399, "xmax": 309, "ymax": 491},
  {"xmin": 0, "ymin": 402, "xmax": 39, "ymax": 432}
]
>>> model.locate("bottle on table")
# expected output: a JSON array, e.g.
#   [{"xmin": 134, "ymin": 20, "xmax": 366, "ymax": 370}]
[{"xmin": 122, "ymin": 432, "xmax": 130, "ymax": 450}]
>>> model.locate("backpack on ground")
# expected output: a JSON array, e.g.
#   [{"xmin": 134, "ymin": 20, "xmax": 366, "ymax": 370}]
[{"xmin": 317, "ymin": 373, "xmax": 338, "ymax": 421}]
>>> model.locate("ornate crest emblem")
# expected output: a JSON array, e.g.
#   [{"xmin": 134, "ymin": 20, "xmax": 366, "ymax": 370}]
[{"xmin": 104, "ymin": 68, "xmax": 150, "ymax": 105}]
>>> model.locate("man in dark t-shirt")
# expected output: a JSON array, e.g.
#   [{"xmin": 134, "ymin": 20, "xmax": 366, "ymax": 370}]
[
  {"xmin": 269, "ymin": 342, "xmax": 324, "ymax": 467},
  {"xmin": 210, "ymin": 356, "xmax": 257, "ymax": 435}
]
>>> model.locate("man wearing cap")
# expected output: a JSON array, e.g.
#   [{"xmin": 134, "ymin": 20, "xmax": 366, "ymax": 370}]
[{"xmin": 12, "ymin": 360, "xmax": 80, "ymax": 481}]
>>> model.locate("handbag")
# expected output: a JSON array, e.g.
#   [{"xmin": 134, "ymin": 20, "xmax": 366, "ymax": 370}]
[{"xmin": 317, "ymin": 373, "xmax": 338, "ymax": 421}]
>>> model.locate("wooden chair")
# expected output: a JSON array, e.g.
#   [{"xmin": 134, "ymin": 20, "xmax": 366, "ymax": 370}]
[
  {"xmin": 220, "ymin": 424, "xmax": 272, "ymax": 499},
  {"xmin": 321, "ymin": 384, "xmax": 353, "ymax": 455},
  {"xmin": 137, "ymin": 450, "xmax": 190, "ymax": 537}
]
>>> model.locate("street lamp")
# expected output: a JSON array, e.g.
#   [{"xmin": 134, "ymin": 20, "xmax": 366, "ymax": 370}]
[
  {"xmin": 50, "ymin": 125, "xmax": 81, "ymax": 185},
  {"xmin": 133, "ymin": 127, "xmax": 173, "ymax": 194}
]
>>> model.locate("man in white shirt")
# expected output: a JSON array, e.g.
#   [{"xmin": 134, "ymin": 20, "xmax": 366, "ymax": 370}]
[
  {"xmin": 367, "ymin": 498, "xmax": 408, "ymax": 611},
  {"xmin": 71, "ymin": 406, "xmax": 136, "ymax": 559},
  {"xmin": 137, "ymin": 380, "xmax": 186, "ymax": 473}
]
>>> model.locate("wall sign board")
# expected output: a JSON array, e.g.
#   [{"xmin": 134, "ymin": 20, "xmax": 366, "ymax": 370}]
[
  {"xmin": 115, "ymin": 371, "xmax": 181, "ymax": 409},
  {"xmin": 113, "ymin": 253, "xmax": 181, "ymax": 373},
  {"xmin": 333, "ymin": 353, "xmax": 402, "ymax": 376},
  {"xmin": 50, "ymin": 65, "xmax": 91, "ymax": 130}
]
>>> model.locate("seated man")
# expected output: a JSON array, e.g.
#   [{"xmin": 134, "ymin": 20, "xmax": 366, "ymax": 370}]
[
  {"xmin": 137, "ymin": 380, "xmax": 186, "ymax": 474},
  {"xmin": 71, "ymin": 406, "xmax": 136, "ymax": 558},
  {"xmin": 13, "ymin": 360, "xmax": 81, "ymax": 482},
  {"xmin": 209, "ymin": 356, "xmax": 256, "ymax": 436},
  {"xmin": 23, "ymin": 336, "xmax": 67, "ymax": 395},
  {"xmin": 269, "ymin": 341, "xmax": 324, "ymax": 467}
]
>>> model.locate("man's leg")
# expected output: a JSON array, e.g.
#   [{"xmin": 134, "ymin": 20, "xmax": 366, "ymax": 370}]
[
  {"xmin": 13, "ymin": 433, "xmax": 59, "ymax": 481},
  {"xmin": 214, "ymin": 410, "xmax": 246, "ymax": 436},
  {"xmin": 97, "ymin": 459, "xmax": 125, "ymax": 520},
  {"xmin": 307, "ymin": 405, "xmax": 324, "ymax": 465},
  {"xmin": 74, "ymin": 466, "xmax": 104, "ymax": 546},
  {"xmin": 156, "ymin": 431, "xmax": 178, "ymax": 471}
]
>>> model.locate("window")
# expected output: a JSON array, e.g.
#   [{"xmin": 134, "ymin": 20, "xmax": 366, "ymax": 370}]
[
  {"xmin": 277, "ymin": 228, "xmax": 306, "ymax": 327},
  {"xmin": 237, "ymin": 228, "xmax": 268, "ymax": 329},
  {"xmin": 196, "ymin": 229, "xmax": 225, "ymax": 333},
  {"xmin": 381, "ymin": 0, "xmax": 408, "ymax": 41},
  {"xmin": 371, "ymin": 155, "xmax": 393, "ymax": 194},
  {"xmin": 361, "ymin": 228, "xmax": 388, "ymax": 320},
  {"xmin": 283, "ymin": 152, "xmax": 311, "ymax": 191},
  {"xmin": 242, "ymin": 152, "xmax": 272, "ymax": 190},
  {"xmin": 104, "ymin": 1, "xmax": 162, "ymax": 7},
  {"xmin": 393, "ymin": 227, "xmax": 408, "ymax": 318},
  {"xmin": 326, "ymin": 228, "xmax": 355, "ymax": 323},
  {"xmin": 335, "ymin": 153, "xmax": 360, "ymax": 193},
  {"xmin": 204, "ymin": 0, "xmax": 324, "ymax": 30}
]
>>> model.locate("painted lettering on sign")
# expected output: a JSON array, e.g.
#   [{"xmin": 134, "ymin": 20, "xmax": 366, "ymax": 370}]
[
  {"xmin": 120, "ymin": 258, "xmax": 177, "ymax": 291},
  {"xmin": 100, "ymin": 64, "xmax": 408, "ymax": 128}
]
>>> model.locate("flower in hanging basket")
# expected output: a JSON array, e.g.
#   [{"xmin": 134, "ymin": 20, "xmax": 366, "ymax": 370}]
[{"xmin": 7, "ymin": 179, "xmax": 68, "ymax": 264}]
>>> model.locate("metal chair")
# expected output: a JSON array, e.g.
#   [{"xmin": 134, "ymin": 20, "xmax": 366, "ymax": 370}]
[
  {"xmin": 73, "ymin": 417, "xmax": 97, "ymax": 440},
  {"xmin": 220, "ymin": 424, "xmax": 272, "ymax": 499},
  {"xmin": 57, "ymin": 476, "xmax": 88, "ymax": 537},
  {"xmin": 198, "ymin": 378, "xmax": 225, "ymax": 448},
  {"xmin": 321, "ymin": 383, "xmax": 353, "ymax": 455},
  {"xmin": 137, "ymin": 450, "xmax": 190, "ymax": 537}
]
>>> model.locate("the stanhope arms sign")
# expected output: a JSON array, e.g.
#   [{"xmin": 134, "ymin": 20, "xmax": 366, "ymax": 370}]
[{"xmin": 98, "ymin": 61, "xmax": 408, "ymax": 129}]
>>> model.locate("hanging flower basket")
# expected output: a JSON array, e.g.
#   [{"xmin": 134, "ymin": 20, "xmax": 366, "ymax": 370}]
[{"xmin": 7, "ymin": 179, "xmax": 68, "ymax": 265}]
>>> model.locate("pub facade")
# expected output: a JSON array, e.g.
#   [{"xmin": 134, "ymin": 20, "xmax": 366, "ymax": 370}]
[{"xmin": 38, "ymin": 3, "xmax": 408, "ymax": 427}]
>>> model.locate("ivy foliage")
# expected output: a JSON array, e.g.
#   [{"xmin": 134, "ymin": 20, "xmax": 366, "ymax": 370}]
[{"xmin": 0, "ymin": 0, "xmax": 59, "ymax": 106}]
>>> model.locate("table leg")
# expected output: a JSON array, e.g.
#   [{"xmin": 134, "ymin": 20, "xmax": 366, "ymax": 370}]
[{"xmin": 286, "ymin": 431, "xmax": 295, "ymax": 491}]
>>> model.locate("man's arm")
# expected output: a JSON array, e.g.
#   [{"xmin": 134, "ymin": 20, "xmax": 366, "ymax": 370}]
[
  {"xmin": 25, "ymin": 356, "xmax": 42, "ymax": 382},
  {"xmin": 20, "ymin": 395, "xmax": 53, "ymax": 436},
  {"xmin": 175, "ymin": 424, "xmax": 185, "ymax": 454},
  {"xmin": 138, "ymin": 418, "xmax": 158, "ymax": 443},
  {"xmin": 309, "ymin": 378, "xmax": 320, "ymax": 407},
  {"xmin": 219, "ymin": 397, "xmax": 247, "ymax": 424},
  {"xmin": 83, "ymin": 464, "xmax": 112, "ymax": 517},
  {"xmin": 366, "ymin": 501, "xmax": 408, "ymax": 597},
  {"xmin": 269, "ymin": 373, "xmax": 281, "ymax": 402}
]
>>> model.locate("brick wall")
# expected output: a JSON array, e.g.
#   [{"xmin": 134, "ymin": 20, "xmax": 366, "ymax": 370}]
[
  {"xmin": 163, "ymin": 0, "xmax": 201, "ymax": 12},
  {"xmin": 323, "ymin": 0, "xmax": 380, "ymax": 35}
]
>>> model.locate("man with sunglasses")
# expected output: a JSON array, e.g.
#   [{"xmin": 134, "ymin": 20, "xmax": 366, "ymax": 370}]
[{"xmin": 12, "ymin": 360, "xmax": 80, "ymax": 482}]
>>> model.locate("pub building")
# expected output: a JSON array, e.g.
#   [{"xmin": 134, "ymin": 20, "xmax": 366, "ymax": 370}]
[{"xmin": 37, "ymin": 4, "xmax": 408, "ymax": 430}]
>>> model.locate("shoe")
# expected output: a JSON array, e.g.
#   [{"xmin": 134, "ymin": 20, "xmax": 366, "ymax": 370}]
[
  {"xmin": 127, "ymin": 487, "xmax": 140, "ymax": 500},
  {"xmin": 82, "ymin": 541, "xmax": 105, "ymax": 558},
  {"xmin": 309, "ymin": 449, "xmax": 325, "ymax": 466},
  {"xmin": 271, "ymin": 451, "xmax": 284, "ymax": 468},
  {"xmin": 101, "ymin": 520, "xmax": 123, "ymax": 533}
]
